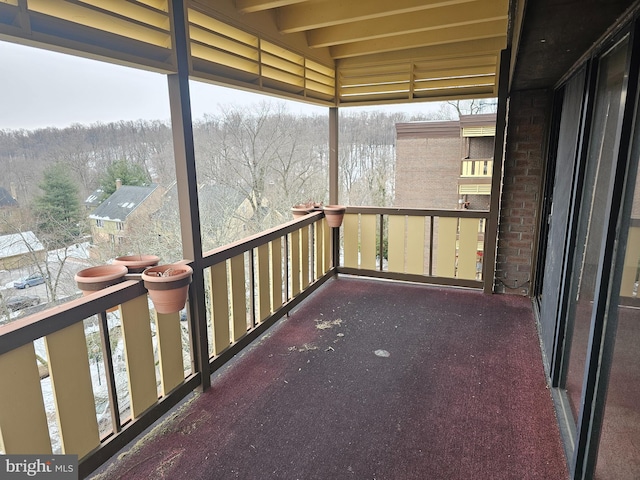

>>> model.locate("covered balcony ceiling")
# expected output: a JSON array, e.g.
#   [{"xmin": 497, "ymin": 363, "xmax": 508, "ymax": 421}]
[
  {"xmin": 0, "ymin": 0, "xmax": 634, "ymax": 108},
  {"xmin": 0, "ymin": 0, "xmax": 510, "ymax": 107}
]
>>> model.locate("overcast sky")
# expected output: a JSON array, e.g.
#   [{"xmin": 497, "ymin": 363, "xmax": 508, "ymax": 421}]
[{"xmin": 0, "ymin": 40, "xmax": 437, "ymax": 131}]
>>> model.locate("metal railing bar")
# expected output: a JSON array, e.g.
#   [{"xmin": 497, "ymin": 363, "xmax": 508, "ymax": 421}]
[{"xmin": 99, "ymin": 310, "xmax": 121, "ymax": 434}]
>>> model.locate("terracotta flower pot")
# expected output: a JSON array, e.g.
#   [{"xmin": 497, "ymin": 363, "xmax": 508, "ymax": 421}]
[
  {"xmin": 291, "ymin": 204, "xmax": 311, "ymax": 219},
  {"xmin": 323, "ymin": 205, "xmax": 346, "ymax": 228},
  {"xmin": 142, "ymin": 264, "xmax": 193, "ymax": 314},
  {"xmin": 114, "ymin": 254, "xmax": 160, "ymax": 273},
  {"xmin": 75, "ymin": 264, "xmax": 128, "ymax": 312}
]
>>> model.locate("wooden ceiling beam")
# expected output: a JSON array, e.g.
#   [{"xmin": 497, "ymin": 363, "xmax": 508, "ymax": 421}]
[
  {"xmin": 336, "ymin": 38, "xmax": 505, "ymax": 68},
  {"xmin": 307, "ymin": 0, "xmax": 508, "ymax": 48},
  {"xmin": 330, "ymin": 19, "xmax": 507, "ymax": 59},
  {"xmin": 277, "ymin": 0, "xmax": 474, "ymax": 33},
  {"xmin": 235, "ymin": 0, "xmax": 308, "ymax": 14}
]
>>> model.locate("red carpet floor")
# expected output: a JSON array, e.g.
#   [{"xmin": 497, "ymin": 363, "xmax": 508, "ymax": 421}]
[{"xmin": 91, "ymin": 277, "xmax": 568, "ymax": 479}]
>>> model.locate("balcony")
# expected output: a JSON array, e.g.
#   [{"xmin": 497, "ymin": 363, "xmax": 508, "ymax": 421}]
[
  {"xmin": 458, "ymin": 159, "xmax": 493, "ymax": 196},
  {"xmin": 0, "ymin": 208, "xmax": 566, "ymax": 478}
]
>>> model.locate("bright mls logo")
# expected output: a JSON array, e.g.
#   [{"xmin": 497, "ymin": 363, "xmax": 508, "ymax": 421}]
[{"xmin": 1, "ymin": 455, "xmax": 77, "ymax": 479}]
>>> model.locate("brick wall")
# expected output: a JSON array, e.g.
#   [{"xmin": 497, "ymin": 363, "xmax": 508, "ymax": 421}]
[
  {"xmin": 495, "ymin": 89, "xmax": 552, "ymax": 295},
  {"xmin": 395, "ymin": 136, "xmax": 461, "ymax": 209}
]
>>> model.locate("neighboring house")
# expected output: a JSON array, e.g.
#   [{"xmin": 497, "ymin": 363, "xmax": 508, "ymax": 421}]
[
  {"xmin": 0, "ymin": 231, "xmax": 45, "ymax": 270},
  {"xmin": 84, "ymin": 188, "xmax": 104, "ymax": 212},
  {"xmin": 89, "ymin": 184, "xmax": 162, "ymax": 258},
  {"xmin": 395, "ymin": 113, "xmax": 496, "ymax": 211}
]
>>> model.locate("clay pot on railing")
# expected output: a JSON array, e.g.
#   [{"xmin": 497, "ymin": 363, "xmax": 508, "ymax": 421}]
[
  {"xmin": 75, "ymin": 264, "xmax": 129, "ymax": 312},
  {"xmin": 323, "ymin": 205, "xmax": 346, "ymax": 228},
  {"xmin": 291, "ymin": 201, "xmax": 323, "ymax": 219},
  {"xmin": 113, "ymin": 254, "xmax": 160, "ymax": 273},
  {"xmin": 291, "ymin": 204, "xmax": 311, "ymax": 219},
  {"xmin": 142, "ymin": 264, "xmax": 193, "ymax": 314}
]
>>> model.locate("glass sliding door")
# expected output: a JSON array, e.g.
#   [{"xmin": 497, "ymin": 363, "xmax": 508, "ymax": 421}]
[
  {"xmin": 592, "ymin": 68, "xmax": 640, "ymax": 480},
  {"xmin": 559, "ymin": 35, "xmax": 630, "ymax": 423}
]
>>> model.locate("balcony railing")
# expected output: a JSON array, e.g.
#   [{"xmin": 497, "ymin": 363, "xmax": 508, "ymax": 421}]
[
  {"xmin": 339, "ymin": 207, "xmax": 489, "ymax": 288},
  {"xmin": 0, "ymin": 207, "xmax": 491, "ymax": 477}
]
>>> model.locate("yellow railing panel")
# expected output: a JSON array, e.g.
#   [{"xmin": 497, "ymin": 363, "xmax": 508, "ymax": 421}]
[
  {"xmin": 45, "ymin": 322, "xmax": 100, "ymax": 458},
  {"xmin": 257, "ymin": 243, "xmax": 271, "ymax": 322},
  {"xmin": 210, "ymin": 261, "xmax": 231, "ymax": 356},
  {"xmin": 437, "ymin": 217, "xmax": 458, "ymax": 278},
  {"xmin": 290, "ymin": 230, "xmax": 301, "ymax": 297},
  {"xmin": 301, "ymin": 225, "xmax": 310, "ymax": 290},
  {"xmin": 230, "ymin": 254, "xmax": 247, "ymax": 341},
  {"xmin": 343, "ymin": 213, "xmax": 359, "ymax": 268},
  {"xmin": 270, "ymin": 238, "xmax": 283, "ymax": 311},
  {"xmin": 120, "ymin": 295, "xmax": 157, "ymax": 418},
  {"xmin": 0, "ymin": 343, "xmax": 51, "ymax": 454},
  {"xmin": 323, "ymin": 218, "xmax": 331, "ymax": 272},
  {"xmin": 314, "ymin": 220, "xmax": 322, "ymax": 280},
  {"xmin": 154, "ymin": 311, "xmax": 184, "ymax": 396},
  {"xmin": 458, "ymin": 218, "xmax": 480, "ymax": 280},
  {"xmin": 406, "ymin": 216, "xmax": 425, "ymax": 275},
  {"xmin": 387, "ymin": 215, "xmax": 405, "ymax": 273},
  {"xmin": 360, "ymin": 214, "xmax": 377, "ymax": 270}
]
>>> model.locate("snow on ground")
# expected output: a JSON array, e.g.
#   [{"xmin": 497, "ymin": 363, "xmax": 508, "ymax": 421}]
[{"xmin": 46, "ymin": 241, "xmax": 91, "ymax": 262}]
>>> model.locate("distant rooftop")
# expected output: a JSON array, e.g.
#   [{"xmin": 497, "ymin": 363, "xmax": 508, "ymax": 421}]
[
  {"xmin": 0, "ymin": 231, "xmax": 44, "ymax": 259},
  {"xmin": 89, "ymin": 185, "xmax": 158, "ymax": 222}
]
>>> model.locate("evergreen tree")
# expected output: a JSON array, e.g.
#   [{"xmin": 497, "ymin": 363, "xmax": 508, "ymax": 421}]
[
  {"xmin": 33, "ymin": 163, "xmax": 83, "ymax": 247},
  {"xmin": 99, "ymin": 159, "xmax": 150, "ymax": 197}
]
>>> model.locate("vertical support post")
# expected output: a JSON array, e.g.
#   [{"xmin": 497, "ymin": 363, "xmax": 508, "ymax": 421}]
[
  {"xmin": 167, "ymin": 0, "xmax": 210, "ymax": 390},
  {"xmin": 329, "ymin": 107, "xmax": 340, "ymax": 268},
  {"xmin": 483, "ymin": 48, "xmax": 511, "ymax": 294},
  {"xmin": 329, "ymin": 107, "xmax": 339, "ymax": 205}
]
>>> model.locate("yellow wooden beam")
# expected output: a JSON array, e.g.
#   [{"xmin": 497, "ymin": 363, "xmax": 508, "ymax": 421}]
[
  {"xmin": 45, "ymin": 322, "xmax": 100, "ymax": 458},
  {"xmin": 210, "ymin": 261, "xmax": 231, "ymax": 356},
  {"xmin": 277, "ymin": 0, "xmax": 474, "ymax": 33},
  {"xmin": 343, "ymin": 213, "xmax": 360, "ymax": 268},
  {"xmin": 336, "ymin": 37, "xmax": 506, "ymax": 67},
  {"xmin": 154, "ymin": 311, "xmax": 184, "ymax": 396},
  {"xmin": 0, "ymin": 344, "xmax": 51, "ymax": 454},
  {"xmin": 230, "ymin": 254, "xmax": 247, "ymax": 341},
  {"xmin": 236, "ymin": 0, "xmax": 308, "ymax": 14},
  {"xmin": 330, "ymin": 20, "xmax": 507, "ymax": 59},
  {"xmin": 307, "ymin": 0, "xmax": 507, "ymax": 48},
  {"xmin": 360, "ymin": 214, "xmax": 377, "ymax": 270},
  {"xmin": 387, "ymin": 215, "xmax": 405, "ymax": 273},
  {"xmin": 120, "ymin": 295, "xmax": 157, "ymax": 418},
  {"xmin": 414, "ymin": 75, "xmax": 495, "ymax": 91},
  {"xmin": 270, "ymin": 238, "xmax": 284, "ymax": 311}
]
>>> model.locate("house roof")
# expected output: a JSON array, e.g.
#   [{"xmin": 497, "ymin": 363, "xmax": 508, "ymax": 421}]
[
  {"xmin": 84, "ymin": 188, "xmax": 104, "ymax": 209},
  {"xmin": 396, "ymin": 113, "xmax": 497, "ymax": 138},
  {"xmin": 89, "ymin": 185, "xmax": 158, "ymax": 222},
  {"xmin": 0, "ymin": 187, "xmax": 17, "ymax": 208},
  {"xmin": 0, "ymin": 231, "xmax": 44, "ymax": 259}
]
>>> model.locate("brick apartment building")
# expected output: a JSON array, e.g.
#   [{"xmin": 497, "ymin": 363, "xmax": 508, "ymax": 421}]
[{"xmin": 395, "ymin": 113, "xmax": 496, "ymax": 211}]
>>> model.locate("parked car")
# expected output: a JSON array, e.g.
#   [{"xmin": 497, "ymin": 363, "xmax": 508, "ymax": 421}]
[
  {"xmin": 13, "ymin": 273, "xmax": 47, "ymax": 289},
  {"xmin": 6, "ymin": 295, "xmax": 41, "ymax": 312}
]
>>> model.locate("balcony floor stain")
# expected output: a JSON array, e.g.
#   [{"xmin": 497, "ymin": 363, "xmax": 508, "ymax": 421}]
[{"xmin": 90, "ymin": 276, "xmax": 568, "ymax": 480}]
